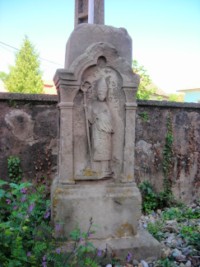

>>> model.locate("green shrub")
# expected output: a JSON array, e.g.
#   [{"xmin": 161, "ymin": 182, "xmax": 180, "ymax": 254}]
[
  {"xmin": 162, "ymin": 206, "xmax": 200, "ymax": 222},
  {"xmin": 155, "ymin": 258, "xmax": 177, "ymax": 267},
  {"xmin": 180, "ymin": 225, "xmax": 200, "ymax": 250},
  {"xmin": 139, "ymin": 181, "xmax": 174, "ymax": 213},
  {"xmin": 139, "ymin": 181, "xmax": 158, "ymax": 213},
  {"xmin": 162, "ymin": 207, "xmax": 182, "ymax": 221},
  {"xmin": 7, "ymin": 156, "xmax": 22, "ymax": 183},
  {"xmin": 0, "ymin": 180, "xmax": 52, "ymax": 266},
  {"xmin": 1, "ymin": 153, "xmax": 133, "ymax": 266},
  {"xmin": 0, "ymin": 180, "xmax": 113, "ymax": 266},
  {"xmin": 147, "ymin": 221, "xmax": 165, "ymax": 241}
]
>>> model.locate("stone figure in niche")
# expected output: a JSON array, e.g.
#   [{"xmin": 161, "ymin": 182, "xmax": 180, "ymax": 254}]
[{"xmin": 81, "ymin": 77, "xmax": 114, "ymax": 179}]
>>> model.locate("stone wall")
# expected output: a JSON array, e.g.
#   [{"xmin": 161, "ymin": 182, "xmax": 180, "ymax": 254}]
[
  {"xmin": 135, "ymin": 100, "xmax": 200, "ymax": 204},
  {"xmin": 0, "ymin": 93, "xmax": 199, "ymax": 203},
  {"xmin": 0, "ymin": 93, "xmax": 58, "ymax": 184}
]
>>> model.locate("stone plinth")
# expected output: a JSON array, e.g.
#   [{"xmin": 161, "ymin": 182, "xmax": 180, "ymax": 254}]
[
  {"xmin": 52, "ymin": 181, "xmax": 141, "ymax": 239},
  {"xmin": 52, "ymin": 180, "xmax": 161, "ymax": 260},
  {"xmin": 92, "ymin": 229, "xmax": 161, "ymax": 261}
]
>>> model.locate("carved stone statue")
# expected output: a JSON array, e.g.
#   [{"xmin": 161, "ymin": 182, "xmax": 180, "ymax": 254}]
[
  {"xmin": 88, "ymin": 77, "xmax": 114, "ymax": 178},
  {"xmin": 74, "ymin": 54, "xmax": 126, "ymax": 181}
]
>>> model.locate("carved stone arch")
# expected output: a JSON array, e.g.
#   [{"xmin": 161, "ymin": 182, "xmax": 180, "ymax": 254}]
[
  {"xmin": 54, "ymin": 42, "xmax": 139, "ymax": 104},
  {"xmin": 69, "ymin": 42, "xmax": 138, "ymax": 182},
  {"xmin": 68, "ymin": 42, "xmax": 138, "ymax": 91},
  {"xmin": 54, "ymin": 41, "xmax": 140, "ymax": 184}
]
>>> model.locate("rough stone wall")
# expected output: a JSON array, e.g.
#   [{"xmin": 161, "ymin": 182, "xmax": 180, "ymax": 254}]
[
  {"xmin": 0, "ymin": 93, "xmax": 199, "ymax": 203},
  {"xmin": 135, "ymin": 101, "xmax": 200, "ymax": 204},
  {"xmin": 0, "ymin": 93, "xmax": 58, "ymax": 185}
]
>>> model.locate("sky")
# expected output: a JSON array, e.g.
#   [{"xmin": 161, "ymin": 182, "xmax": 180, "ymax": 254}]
[{"xmin": 0, "ymin": 0, "xmax": 200, "ymax": 93}]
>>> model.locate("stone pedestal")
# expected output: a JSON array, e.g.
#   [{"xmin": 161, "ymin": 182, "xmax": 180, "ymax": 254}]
[
  {"xmin": 52, "ymin": 24, "xmax": 161, "ymax": 260},
  {"xmin": 52, "ymin": 180, "xmax": 161, "ymax": 260},
  {"xmin": 52, "ymin": 181, "xmax": 141, "ymax": 239}
]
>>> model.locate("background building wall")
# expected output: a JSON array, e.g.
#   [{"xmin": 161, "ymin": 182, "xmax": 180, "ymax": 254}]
[{"xmin": 184, "ymin": 91, "xmax": 200, "ymax": 103}]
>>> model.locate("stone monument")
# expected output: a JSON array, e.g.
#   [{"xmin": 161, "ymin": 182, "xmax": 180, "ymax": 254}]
[{"xmin": 52, "ymin": 0, "xmax": 160, "ymax": 259}]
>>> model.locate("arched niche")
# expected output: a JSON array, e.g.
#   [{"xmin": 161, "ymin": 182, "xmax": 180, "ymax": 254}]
[{"xmin": 54, "ymin": 42, "xmax": 139, "ymax": 184}]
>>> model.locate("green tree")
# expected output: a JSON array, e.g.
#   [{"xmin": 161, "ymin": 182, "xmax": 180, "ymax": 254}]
[
  {"xmin": 0, "ymin": 71, "xmax": 8, "ymax": 82},
  {"xmin": 133, "ymin": 60, "xmax": 155, "ymax": 100},
  {"xmin": 5, "ymin": 36, "xmax": 44, "ymax": 93},
  {"xmin": 168, "ymin": 93, "xmax": 183, "ymax": 102}
]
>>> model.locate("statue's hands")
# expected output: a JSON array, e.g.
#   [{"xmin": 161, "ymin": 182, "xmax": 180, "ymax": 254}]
[{"xmin": 80, "ymin": 81, "xmax": 91, "ymax": 93}]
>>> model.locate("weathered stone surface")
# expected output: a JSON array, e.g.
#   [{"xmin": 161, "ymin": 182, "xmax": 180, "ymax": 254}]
[
  {"xmin": 5, "ymin": 110, "xmax": 35, "ymax": 144},
  {"xmin": 135, "ymin": 100, "xmax": 200, "ymax": 203},
  {"xmin": 74, "ymin": 0, "xmax": 89, "ymax": 27},
  {"xmin": 65, "ymin": 23, "xmax": 132, "ymax": 68},
  {"xmin": 52, "ymin": 181, "xmax": 141, "ymax": 239},
  {"xmin": 99, "ymin": 228, "xmax": 161, "ymax": 260},
  {"xmin": 0, "ymin": 95, "xmax": 57, "ymax": 182},
  {"xmin": 63, "ymin": 228, "xmax": 161, "ymax": 261},
  {"xmin": 93, "ymin": 0, "xmax": 104, "ymax": 24}
]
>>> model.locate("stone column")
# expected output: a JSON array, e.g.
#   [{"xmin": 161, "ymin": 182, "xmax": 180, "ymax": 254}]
[
  {"xmin": 74, "ymin": 0, "xmax": 104, "ymax": 27},
  {"xmin": 92, "ymin": 0, "xmax": 104, "ymax": 24},
  {"xmin": 57, "ymin": 85, "xmax": 79, "ymax": 184},
  {"xmin": 74, "ymin": 0, "xmax": 88, "ymax": 27},
  {"xmin": 122, "ymin": 86, "xmax": 137, "ymax": 183}
]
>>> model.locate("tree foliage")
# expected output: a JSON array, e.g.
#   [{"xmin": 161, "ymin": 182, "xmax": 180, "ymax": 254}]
[
  {"xmin": 5, "ymin": 36, "xmax": 43, "ymax": 94},
  {"xmin": 0, "ymin": 71, "xmax": 8, "ymax": 82},
  {"xmin": 168, "ymin": 93, "xmax": 183, "ymax": 102},
  {"xmin": 133, "ymin": 60, "xmax": 155, "ymax": 100}
]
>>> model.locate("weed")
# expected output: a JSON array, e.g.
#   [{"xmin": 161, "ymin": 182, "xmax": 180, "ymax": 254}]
[
  {"xmin": 162, "ymin": 114, "xmax": 174, "ymax": 194},
  {"xmin": 147, "ymin": 221, "xmax": 165, "ymax": 241},
  {"xmin": 162, "ymin": 206, "xmax": 200, "ymax": 222},
  {"xmin": 0, "ymin": 179, "xmax": 127, "ymax": 266},
  {"xmin": 7, "ymin": 156, "xmax": 22, "ymax": 183},
  {"xmin": 0, "ymin": 180, "xmax": 51, "ymax": 266},
  {"xmin": 139, "ymin": 181, "xmax": 174, "ymax": 213},
  {"xmin": 155, "ymin": 258, "xmax": 177, "ymax": 267},
  {"xmin": 138, "ymin": 111, "xmax": 149, "ymax": 122},
  {"xmin": 162, "ymin": 207, "xmax": 182, "ymax": 221},
  {"xmin": 180, "ymin": 225, "xmax": 200, "ymax": 250}
]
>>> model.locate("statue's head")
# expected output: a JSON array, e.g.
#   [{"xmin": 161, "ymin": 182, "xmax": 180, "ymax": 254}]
[{"xmin": 97, "ymin": 77, "xmax": 107, "ymax": 101}]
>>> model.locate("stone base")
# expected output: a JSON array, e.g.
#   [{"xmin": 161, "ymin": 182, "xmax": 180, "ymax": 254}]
[
  {"xmin": 91, "ymin": 229, "xmax": 161, "ymax": 261},
  {"xmin": 52, "ymin": 180, "xmax": 141, "ymax": 239},
  {"xmin": 51, "ymin": 180, "xmax": 161, "ymax": 260},
  {"xmin": 62, "ymin": 228, "xmax": 161, "ymax": 262}
]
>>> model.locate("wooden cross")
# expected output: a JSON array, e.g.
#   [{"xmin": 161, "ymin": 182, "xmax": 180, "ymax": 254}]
[{"xmin": 74, "ymin": 0, "xmax": 104, "ymax": 27}]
